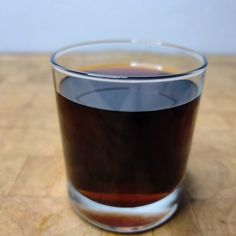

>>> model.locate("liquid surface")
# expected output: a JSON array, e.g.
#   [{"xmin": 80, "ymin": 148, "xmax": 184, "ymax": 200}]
[
  {"xmin": 56, "ymin": 66, "xmax": 200, "ymax": 207},
  {"xmin": 84, "ymin": 65, "xmax": 171, "ymax": 77}
]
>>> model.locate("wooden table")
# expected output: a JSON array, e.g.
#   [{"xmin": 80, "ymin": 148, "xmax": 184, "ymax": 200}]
[{"xmin": 0, "ymin": 55, "xmax": 236, "ymax": 236}]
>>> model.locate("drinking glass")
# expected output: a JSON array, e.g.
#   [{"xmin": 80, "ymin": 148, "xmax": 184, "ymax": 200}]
[{"xmin": 51, "ymin": 40, "xmax": 207, "ymax": 233}]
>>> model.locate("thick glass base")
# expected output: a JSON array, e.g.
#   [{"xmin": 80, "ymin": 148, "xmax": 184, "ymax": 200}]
[{"xmin": 68, "ymin": 183, "xmax": 181, "ymax": 233}]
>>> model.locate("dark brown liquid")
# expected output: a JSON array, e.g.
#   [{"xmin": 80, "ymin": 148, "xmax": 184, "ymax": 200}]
[{"xmin": 56, "ymin": 66, "xmax": 200, "ymax": 207}]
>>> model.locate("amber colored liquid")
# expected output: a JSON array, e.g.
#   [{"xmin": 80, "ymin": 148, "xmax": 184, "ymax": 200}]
[{"xmin": 56, "ymin": 66, "xmax": 200, "ymax": 207}]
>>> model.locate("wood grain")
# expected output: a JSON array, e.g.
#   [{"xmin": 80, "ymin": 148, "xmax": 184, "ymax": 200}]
[{"xmin": 0, "ymin": 55, "xmax": 236, "ymax": 236}]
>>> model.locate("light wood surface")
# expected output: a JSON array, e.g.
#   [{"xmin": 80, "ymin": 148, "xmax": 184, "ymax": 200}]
[{"xmin": 0, "ymin": 55, "xmax": 236, "ymax": 236}]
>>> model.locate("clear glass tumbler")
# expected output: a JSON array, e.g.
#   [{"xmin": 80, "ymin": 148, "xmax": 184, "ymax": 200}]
[{"xmin": 51, "ymin": 40, "xmax": 207, "ymax": 233}]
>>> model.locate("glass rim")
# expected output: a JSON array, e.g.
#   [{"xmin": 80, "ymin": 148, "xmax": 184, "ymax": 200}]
[{"xmin": 50, "ymin": 39, "xmax": 208, "ymax": 83}]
